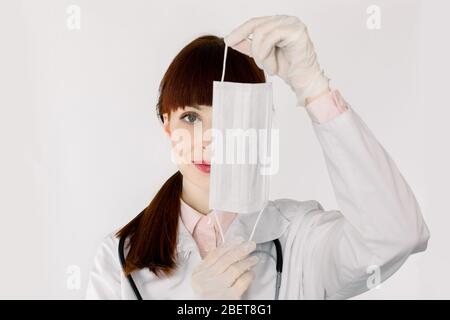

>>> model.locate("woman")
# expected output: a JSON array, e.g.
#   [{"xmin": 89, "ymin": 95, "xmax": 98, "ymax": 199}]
[{"xmin": 86, "ymin": 15, "xmax": 430, "ymax": 299}]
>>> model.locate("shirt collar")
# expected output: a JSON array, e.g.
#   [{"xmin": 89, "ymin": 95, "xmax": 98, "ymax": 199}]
[
  {"xmin": 179, "ymin": 198, "xmax": 204, "ymax": 235},
  {"xmin": 179, "ymin": 197, "xmax": 237, "ymax": 235}
]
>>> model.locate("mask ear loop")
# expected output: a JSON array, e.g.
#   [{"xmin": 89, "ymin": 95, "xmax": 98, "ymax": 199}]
[
  {"xmin": 213, "ymin": 210, "xmax": 226, "ymax": 245},
  {"xmin": 248, "ymin": 203, "xmax": 267, "ymax": 242},
  {"xmin": 221, "ymin": 43, "xmax": 228, "ymax": 82}
]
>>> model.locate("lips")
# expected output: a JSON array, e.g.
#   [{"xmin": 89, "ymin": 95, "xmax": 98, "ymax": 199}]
[{"xmin": 193, "ymin": 161, "xmax": 211, "ymax": 174}]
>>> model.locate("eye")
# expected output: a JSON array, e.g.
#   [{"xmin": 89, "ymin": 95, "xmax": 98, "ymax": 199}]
[{"xmin": 180, "ymin": 112, "xmax": 201, "ymax": 124}]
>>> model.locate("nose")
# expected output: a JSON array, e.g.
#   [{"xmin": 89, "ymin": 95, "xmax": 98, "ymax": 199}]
[{"xmin": 202, "ymin": 143, "xmax": 211, "ymax": 163}]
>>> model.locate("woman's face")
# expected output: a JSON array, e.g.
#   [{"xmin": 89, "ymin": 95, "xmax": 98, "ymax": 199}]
[{"xmin": 162, "ymin": 105, "xmax": 212, "ymax": 191}]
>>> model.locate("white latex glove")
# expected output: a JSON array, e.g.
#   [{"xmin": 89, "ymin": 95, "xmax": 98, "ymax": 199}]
[
  {"xmin": 224, "ymin": 15, "xmax": 330, "ymax": 107},
  {"xmin": 191, "ymin": 236, "xmax": 259, "ymax": 300}
]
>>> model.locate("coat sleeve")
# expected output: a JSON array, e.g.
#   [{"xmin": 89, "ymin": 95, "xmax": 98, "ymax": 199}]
[
  {"xmin": 293, "ymin": 99, "xmax": 430, "ymax": 299},
  {"xmin": 85, "ymin": 233, "xmax": 122, "ymax": 299}
]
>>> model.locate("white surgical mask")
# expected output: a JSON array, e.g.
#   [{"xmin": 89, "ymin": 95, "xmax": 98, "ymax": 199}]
[{"xmin": 209, "ymin": 43, "xmax": 275, "ymax": 241}]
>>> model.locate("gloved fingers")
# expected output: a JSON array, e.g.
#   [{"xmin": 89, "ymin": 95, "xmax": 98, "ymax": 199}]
[
  {"xmin": 258, "ymin": 21, "xmax": 305, "ymax": 63},
  {"xmin": 257, "ymin": 23, "xmax": 301, "ymax": 76},
  {"xmin": 223, "ymin": 16, "xmax": 275, "ymax": 58},
  {"xmin": 229, "ymin": 38, "xmax": 253, "ymax": 57},
  {"xmin": 224, "ymin": 15, "xmax": 274, "ymax": 48},
  {"xmin": 220, "ymin": 255, "xmax": 259, "ymax": 287},
  {"xmin": 249, "ymin": 16, "xmax": 284, "ymax": 69},
  {"xmin": 256, "ymin": 24, "xmax": 292, "ymax": 75},
  {"xmin": 251, "ymin": 15, "xmax": 293, "ymax": 61},
  {"xmin": 228, "ymin": 270, "xmax": 255, "ymax": 299},
  {"xmin": 210, "ymin": 241, "xmax": 256, "ymax": 274},
  {"xmin": 261, "ymin": 48, "xmax": 277, "ymax": 75},
  {"xmin": 251, "ymin": 16, "xmax": 305, "ymax": 75},
  {"xmin": 254, "ymin": 26, "xmax": 284, "ymax": 71},
  {"xmin": 195, "ymin": 236, "xmax": 245, "ymax": 272},
  {"xmin": 274, "ymin": 48, "xmax": 290, "ymax": 80},
  {"xmin": 249, "ymin": 17, "xmax": 284, "ymax": 72}
]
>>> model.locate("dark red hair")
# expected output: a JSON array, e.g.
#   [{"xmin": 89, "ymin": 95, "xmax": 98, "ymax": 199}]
[{"xmin": 116, "ymin": 35, "xmax": 265, "ymax": 277}]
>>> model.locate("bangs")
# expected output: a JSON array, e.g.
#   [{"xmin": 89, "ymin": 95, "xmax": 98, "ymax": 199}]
[{"xmin": 156, "ymin": 35, "xmax": 266, "ymax": 122}]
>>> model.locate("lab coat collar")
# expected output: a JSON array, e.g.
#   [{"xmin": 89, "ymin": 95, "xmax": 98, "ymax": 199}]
[{"xmin": 176, "ymin": 200, "xmax": 290, "ymax": 254}]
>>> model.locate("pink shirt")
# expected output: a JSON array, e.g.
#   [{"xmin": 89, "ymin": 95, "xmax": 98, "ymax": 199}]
[
  {"xmin": 180, "ymin": 197, "xmax": 237, "ymax": 258},
  {"xmin": 180, "ymin": 89, "xmax": 348, "ymax": 259}
]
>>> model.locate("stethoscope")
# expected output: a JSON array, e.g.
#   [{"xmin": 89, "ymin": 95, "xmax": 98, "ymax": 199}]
[{"xmin": 118, "ymin": 236, "xmax": 283, "ymax": 300}]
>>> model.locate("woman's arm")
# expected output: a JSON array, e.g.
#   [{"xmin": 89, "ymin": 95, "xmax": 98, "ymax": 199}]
[{"xmin": 300, "ymin": 90, "xmax": 430, "ymax": 299}]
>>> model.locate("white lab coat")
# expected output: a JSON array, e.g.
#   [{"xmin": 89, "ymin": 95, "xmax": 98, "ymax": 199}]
[{"xmin": 85, "ymin": 104, "xmax": 430, "ymax": 300}]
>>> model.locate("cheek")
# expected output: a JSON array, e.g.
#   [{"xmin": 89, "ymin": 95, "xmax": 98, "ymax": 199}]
[
  {"xmin": 170, "ymin": 125, "xmax": 205, "ymax": 163},
  {"xmin": 169, "ymin": 126, "xmax": 195, "ymax": 164}
]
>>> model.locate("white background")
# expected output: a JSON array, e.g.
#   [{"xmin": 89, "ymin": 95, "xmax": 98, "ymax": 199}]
[{"xmin": 0, "ymin": 0, "xmax": 448, "ymax": 299}]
